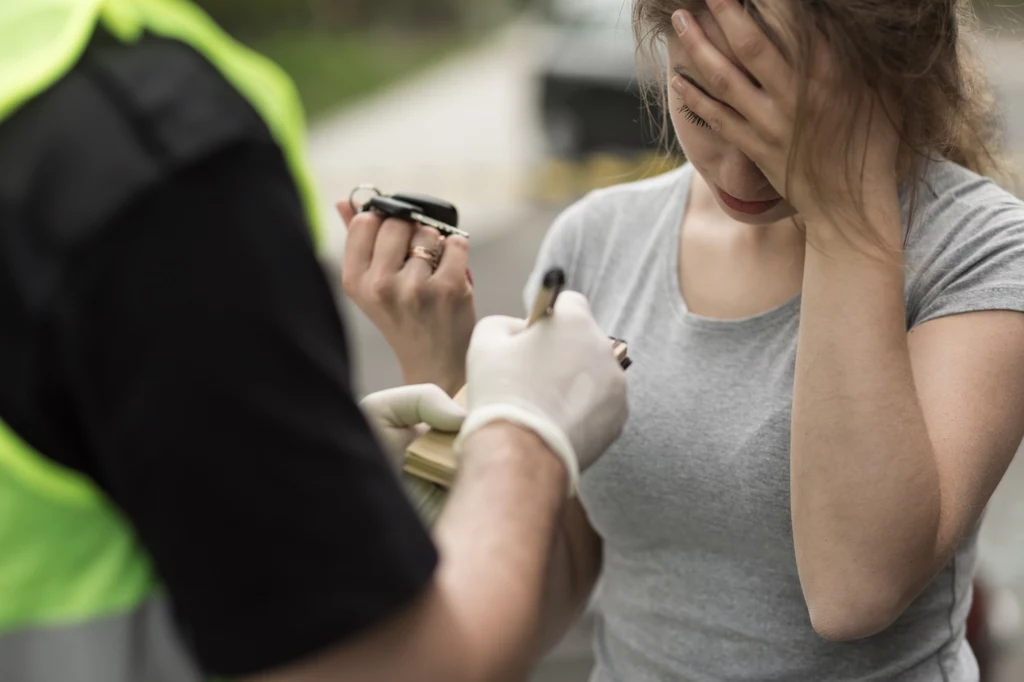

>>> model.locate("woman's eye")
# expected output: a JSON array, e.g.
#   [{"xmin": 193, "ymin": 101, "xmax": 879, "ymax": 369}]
[{"xmin": 678, "ymin": 104, "xmax": 709, "ymax": 129}]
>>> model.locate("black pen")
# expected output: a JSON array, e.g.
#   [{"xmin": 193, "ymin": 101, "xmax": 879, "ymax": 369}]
[{"xmin": 526, "ymin": 267, "xmax": 566, "ymax": 328}]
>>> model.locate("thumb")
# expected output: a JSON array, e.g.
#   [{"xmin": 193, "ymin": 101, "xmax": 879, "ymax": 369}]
[
  {"xmin": 336, "ymin": 200, "xmax": 358, "ymax": 228},
  {"xmin": 412, "ymin": 384, "xmax": 466, "ymax": 432},
  {"xmin": 365, "ymin": 384, "xmax": 465, "ymax": 432},
  {"xmin": 473, "ymin": 315, "xmax": 528, "ymax": 340}
]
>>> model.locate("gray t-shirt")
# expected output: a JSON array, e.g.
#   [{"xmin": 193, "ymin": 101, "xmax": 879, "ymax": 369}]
[{"xmin": 525, "ymin": 161, "xmax": 1024, "ymax": 682}]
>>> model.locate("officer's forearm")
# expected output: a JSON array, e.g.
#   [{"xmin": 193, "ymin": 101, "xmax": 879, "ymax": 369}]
[
  {"xmin": 243, "ymin": 422, "xmax": 567, "ymax": 682},
  {"xmin": 430, "ymin": 421, "xmax": 570, "ymax": 681}
]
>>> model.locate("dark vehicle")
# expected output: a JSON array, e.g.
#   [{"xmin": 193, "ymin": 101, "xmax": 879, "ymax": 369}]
[{"xmin": 535, "ymin": 0, "xmax": 664, "ymax": 157}]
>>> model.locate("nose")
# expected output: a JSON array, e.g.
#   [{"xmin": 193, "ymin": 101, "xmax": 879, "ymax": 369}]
[{"xmin": 718, "ymin": 146, "xmax": 772, "ymax": 198}]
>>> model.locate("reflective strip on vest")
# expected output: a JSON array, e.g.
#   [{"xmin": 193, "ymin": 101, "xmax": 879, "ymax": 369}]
[
  {"xmin": 0, "ymin": 595, "xmax": 201, "ymax": 682},
  {"xmin": 0, "ymin": 0, "xmax": 326, "ymax": 677}
]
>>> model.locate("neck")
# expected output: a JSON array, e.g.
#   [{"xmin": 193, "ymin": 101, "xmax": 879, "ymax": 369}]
[{"xmin": 688, "ymin": 172, "xmax": 804, "ymax": 256}]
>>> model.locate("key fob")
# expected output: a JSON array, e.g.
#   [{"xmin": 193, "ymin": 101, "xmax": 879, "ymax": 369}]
[
  {"xmin": 391, "ymin": 192, "xmax": 459, "ymax": 228},
  {"xmin": 362, "ymin": 195, "xmax": 421, "ymax": 220}
]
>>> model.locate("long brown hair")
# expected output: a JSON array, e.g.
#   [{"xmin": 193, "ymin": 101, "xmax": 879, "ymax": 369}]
[{"xmin": 632, "ymin": 0, "xmax": 1007, "ymax": 248}]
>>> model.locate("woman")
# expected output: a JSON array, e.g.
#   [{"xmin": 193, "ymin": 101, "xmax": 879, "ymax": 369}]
[{"xmin": 340, "ymin": 0, "xmax": 1024, "ymax": 679}]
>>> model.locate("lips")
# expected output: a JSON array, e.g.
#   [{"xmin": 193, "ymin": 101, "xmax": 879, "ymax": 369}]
[{"xmin": 716, "ymin": 186, "xmax": 782, "ymax": 215}]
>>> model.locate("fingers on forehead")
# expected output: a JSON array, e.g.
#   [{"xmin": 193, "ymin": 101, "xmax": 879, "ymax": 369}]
[{"xmin": 714, "ymin": 0, "xmax": 800, "ymax": 65}]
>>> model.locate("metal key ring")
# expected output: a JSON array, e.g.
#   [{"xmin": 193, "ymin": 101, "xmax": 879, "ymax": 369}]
[{"xmin": 349, "ymin": 184, "xmax": 383, "ymax": 214}]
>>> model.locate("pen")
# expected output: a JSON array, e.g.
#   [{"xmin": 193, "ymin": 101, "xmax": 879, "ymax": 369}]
[
  {"xmin": 524, "ymin": 267, "xmax": 632, "ymax": 371},
  {"xmin": 526, "ymin": 267, "xmax": 566, "ymax": 327}
]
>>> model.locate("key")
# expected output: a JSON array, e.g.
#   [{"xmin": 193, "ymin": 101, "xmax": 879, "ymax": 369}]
[
  {"xmin": 391, "ymin": 192, "xmax": 459, "ymax": 229},
  {"xmin": 363, "ymin": 194, "xmax": 469, "ymax": 239}
]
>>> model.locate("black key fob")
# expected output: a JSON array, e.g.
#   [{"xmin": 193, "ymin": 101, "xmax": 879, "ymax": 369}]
[
  {"xmin": 391, "ymin": 192, "xmax": 459, "ymax": 227},
  {"xmin": 362, "ymin": 195, "xmax": 420, "ymax": 220}
]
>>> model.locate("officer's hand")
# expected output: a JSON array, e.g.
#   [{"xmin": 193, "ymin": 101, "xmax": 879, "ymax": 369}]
[
  {"xmin": 339, "ymin": 201, "xmax": 475, "ymax": 397},
  {"xmin": 359, "ymin": 384, "xmax": 466, "ymax": 468},
  {"xmin": 455, "ymin": 292, "xmax": 629, "ymax": 496}
]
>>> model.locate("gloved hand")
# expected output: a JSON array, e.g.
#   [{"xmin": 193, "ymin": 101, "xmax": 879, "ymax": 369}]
[
  {"xmin": 455, "ymin": 291, "xmax": 629, "ymax": 496},
  {"xmin": 359, "ymin": 384, "xmax": 466, "ymax": 469}
]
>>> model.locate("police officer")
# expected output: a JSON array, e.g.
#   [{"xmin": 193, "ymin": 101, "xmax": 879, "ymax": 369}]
[{"xmin": 0, "ymin": 1, "xmax": 628, "ymax": 681}]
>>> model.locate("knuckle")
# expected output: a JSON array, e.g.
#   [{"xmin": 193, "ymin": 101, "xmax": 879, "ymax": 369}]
[
  {"xmin": 413, "ymin": 225, "xmax": 442, "ymax": 248},
  {"xmin": 737, "ymin": 35, "xmax": 764, "ymax": 61},
  {"xmin": 445, "ymin": 236, "xmax": 469, "ymax": 254},
  {"xmin": 560, "ymin": 304, "xmax": 594, "ymax": 330},
  {"xmin": 756, "ymin": 117, "xmax": 781, "ymax": 145},
  {"xmin": 419, "ymin": 225, "xmax": 442, "ymax": 241},
  {"xmin": 397, "ymin": 281, "xmax": 429, "ymax": 307},
  {"xmin": 709, "ymin": 70, "xmax": 730, "ymax": 95},
  {"xmin": 367, "ymin": 273, "xmax": 396, "ymax": 303},
  {"xmin": 431, "ymin": 279, "xmax": 462, "ymax": 302}
]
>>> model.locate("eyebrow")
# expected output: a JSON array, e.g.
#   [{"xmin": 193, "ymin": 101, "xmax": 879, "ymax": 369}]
[{"xmin": 672, "ymin": 67, "xmax": 727, "ymax": 106}]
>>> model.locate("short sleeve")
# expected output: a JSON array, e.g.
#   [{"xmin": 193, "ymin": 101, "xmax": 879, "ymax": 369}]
[
  {"xmin": 54, "ymin": 142, "xmax": 438, "ymax": 677},
  {"xmin": 905, "ymin": 164, "xmax": 1024, "ymax": 328}
]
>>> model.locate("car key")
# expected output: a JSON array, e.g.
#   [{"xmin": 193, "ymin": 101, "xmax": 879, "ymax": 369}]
[
  {"xmin": 363, "ymin": 194, "xmax": 469, "ymax": 239},
  {"xmin": 391, "ymin": 192, "xmax": 459, "ymax": 231}
]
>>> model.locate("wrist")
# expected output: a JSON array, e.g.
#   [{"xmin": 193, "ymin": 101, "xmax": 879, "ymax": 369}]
[
  {"xmin": 457, "ymin": 404, "xmax": 580, "ymax": 497},
  {"xmin": 801, "ymin": 189, "xmax": 903, "ymax": 257},
  {"xmin": 460, "ymin": 421, "xmax": 569, "ymax": 494},
  {"xmin": 402, "ymin": 366, "xmax": 465, "ymax": 397}
]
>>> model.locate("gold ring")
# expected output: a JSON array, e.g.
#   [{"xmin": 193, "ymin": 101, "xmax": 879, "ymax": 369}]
[{"xmin": 408, "ymin": 245, "xmax": 441, "ymax": 270}]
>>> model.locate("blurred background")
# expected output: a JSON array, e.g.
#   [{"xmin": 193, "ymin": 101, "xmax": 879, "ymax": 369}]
[{"xmin": 205, "ymin": 0, "xmax": 1024, "ymax": 679}]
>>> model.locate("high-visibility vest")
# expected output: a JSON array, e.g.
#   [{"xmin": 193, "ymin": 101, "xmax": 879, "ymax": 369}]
[{"xmin": 0, "ymin": 1, "xmax": 322, "ymax": 678}]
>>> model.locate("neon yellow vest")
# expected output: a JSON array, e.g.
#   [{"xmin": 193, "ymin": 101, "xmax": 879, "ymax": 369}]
[{"xmin": 0, "ymin": 0, "xmax": 322, "ymax": 677}]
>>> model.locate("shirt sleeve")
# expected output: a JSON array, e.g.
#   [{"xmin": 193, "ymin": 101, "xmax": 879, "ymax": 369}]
[
  {"xmin": 52, "ymin": 140, "xmax": 438, "ymax": 677},
  {"xmin": 906, "ymin": 165, "xmax": 1024, "ymax": 328}
]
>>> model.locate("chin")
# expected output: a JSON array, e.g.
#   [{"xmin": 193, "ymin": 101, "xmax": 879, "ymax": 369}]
[{"xmin": 717, "ymin": 199, "xmax": 797, "ymax": 225}]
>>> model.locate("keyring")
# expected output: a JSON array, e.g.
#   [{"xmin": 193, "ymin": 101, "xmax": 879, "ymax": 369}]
[{"xmin": 349, "ymin": 184, "xmax": 382, "ymax": 214}]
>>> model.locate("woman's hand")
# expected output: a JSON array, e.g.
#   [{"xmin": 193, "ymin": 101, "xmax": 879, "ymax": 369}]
[
  {"xmin": 670, "ymin": 0, "xmax": 901, "ymax": 235},
  {"xmin": 338, "ymin": 201, "xmax": 476, "ymax": 396}
]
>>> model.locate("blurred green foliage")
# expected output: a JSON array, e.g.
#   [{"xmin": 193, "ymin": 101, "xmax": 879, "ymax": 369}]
[
  {"xmin": 253, "ymin": 29, "xmax": 470, "ymax": 119},
  {"xmin": 196, "ymin": 0, "xmax": 529, "ymax": 119},
  {"xmin": 197, "ymin": 0, "xmax": 533, "ymax": 33}
]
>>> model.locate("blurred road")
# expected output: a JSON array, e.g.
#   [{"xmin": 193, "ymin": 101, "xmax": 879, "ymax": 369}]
[
  {"xmin": 308, "ymin": 21, "xmax": 547, "ymax": 261},
  {"xmin": 316, "ymin": 21, "xmax": 1024, "ymax": 682}
]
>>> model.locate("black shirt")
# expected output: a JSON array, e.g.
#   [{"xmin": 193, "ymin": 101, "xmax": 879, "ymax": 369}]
[{"xmin": 0, "ymin": 33, "xmax": 437, "ymax": 676}]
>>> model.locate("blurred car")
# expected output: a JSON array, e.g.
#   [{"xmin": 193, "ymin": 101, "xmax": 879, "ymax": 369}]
[{"xmin": 534, "ymin": 0, "xmax": 665, "ymax": 157}]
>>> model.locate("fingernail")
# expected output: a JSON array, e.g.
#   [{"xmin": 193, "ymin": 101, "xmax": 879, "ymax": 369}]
[
  {"xmin": 672, "ymin": 10, "xmax": 688, "ymax": 35},
  {"xmin": 671, "ymin": 76, "xmax": 686, "ymax": 95}
]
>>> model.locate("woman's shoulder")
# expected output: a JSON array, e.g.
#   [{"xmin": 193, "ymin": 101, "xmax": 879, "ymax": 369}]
[
  {"xmin": 906, "ymin": 158, "xmax": 1024, "ymax": 248},
  {"xmin": 905, "ymin": 158, "xmax": 1024, "ymax": 326},
  {"xmin": 913, "ymin": 159, "xmax": 1021, "ymax": 209},
  {"xmin": 576, "ymin": 162, "xmax": 691, "ymax": 218},
  {"xmin": 527, "ymin": 163, "xmax": 691, "ymax": 306},
  {"xmin": 548, "ymin": 163, "xmax": 692, "ymax": 247}
]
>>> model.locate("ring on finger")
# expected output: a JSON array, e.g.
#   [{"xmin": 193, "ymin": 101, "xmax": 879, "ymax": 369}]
[{"xmin": 407, "ymin": 245, "xmax": 442, "ymax": 271}]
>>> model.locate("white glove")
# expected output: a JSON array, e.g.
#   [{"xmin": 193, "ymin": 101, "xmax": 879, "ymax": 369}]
[
  {"xmin": 359, "ymin": 384, "xmax": 466, "ymax": 469},
  {"xmin": 454, "ymin": 291, "xmax": 628, "ymax": 496}
]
